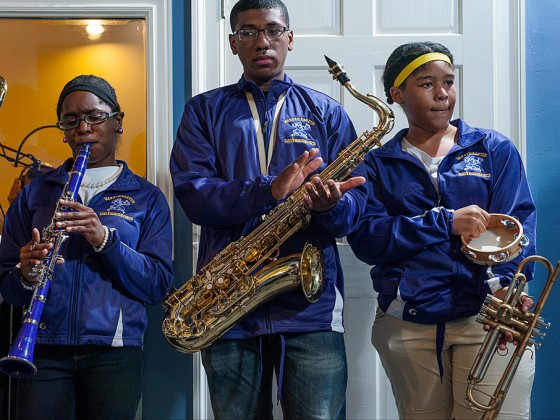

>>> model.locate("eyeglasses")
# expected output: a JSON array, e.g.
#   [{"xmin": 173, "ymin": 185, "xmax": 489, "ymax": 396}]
[
  {"xmin": 56, "ymin": 111, "xmax": 119, "ymax": 130},
  {"xmin": 233, "ymin": 26, "xmax": 289, "ymax": 41}
]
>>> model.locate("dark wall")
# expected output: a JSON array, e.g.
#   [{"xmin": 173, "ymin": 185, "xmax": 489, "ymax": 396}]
[
  {"xmin": 526, "ymin": 1, "xmax": 560, "ymax": 419},
  {"xmin": 142, "ymin": 0, "xmax": 194, "ymax": 418}
]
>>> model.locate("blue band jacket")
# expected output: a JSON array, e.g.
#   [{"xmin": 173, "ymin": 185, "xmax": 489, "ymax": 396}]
[
  {"xmin": 0, "ymin": 160, "xmax": 174, "ymax": 346},
  {"xmin": 348, "ymin": 119, "xmax": 537, "ymax": 324},
  {"xmin": 170, "ymin": 74, "xmax": 366, "ymax": 338}
]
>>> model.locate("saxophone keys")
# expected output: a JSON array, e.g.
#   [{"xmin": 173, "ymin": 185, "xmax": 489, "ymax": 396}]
[
  {"xmin": 243, "ymin": 247, "xmax": 261, "ymax": 263},
  {"xmin": 195, "ymin": 284, "xmax": 215, "ymax": 305},
  {"xmin": 238, "ymin": 276, "xmax": 254, "ymax": 294},
  {"xmin": 190, "ymin": 320, "xmax": 206, "ymax": 335},
  {"xmin": 214, "ymin": 276, "xmax": 230, "ymax": 290}
]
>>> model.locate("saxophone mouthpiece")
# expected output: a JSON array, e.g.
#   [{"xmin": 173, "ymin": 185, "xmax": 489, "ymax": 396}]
[
  {"xmin": 324, "ymin": 55, "xmax": 350, "ymax": 86},
  {"xmin": 324, "ymin": 55, "xmax": 337, "ymax": 68}
]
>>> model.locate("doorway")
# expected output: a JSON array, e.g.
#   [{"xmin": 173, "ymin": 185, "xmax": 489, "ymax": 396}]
[{"xmin": 192, "ymin": 0, "xmax": 525, "ymax": 418}]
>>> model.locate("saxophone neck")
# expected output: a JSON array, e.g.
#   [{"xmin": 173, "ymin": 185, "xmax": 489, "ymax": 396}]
[{"xmin": 324, "ymin": 56, "xmax": 394, "ymax": 133}]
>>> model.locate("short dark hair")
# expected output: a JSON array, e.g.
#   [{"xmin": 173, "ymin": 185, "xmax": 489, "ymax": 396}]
[
  {"xmin": 382, "ymin": 41, "xmax": 454, "ymax": 104},
  {"xmin": 57, "ymin": 74, "xmax": 120, "ymax": 119},
  {"xmin": 230, "ymin": 0, "xmax": 290, "ymax": 32}
]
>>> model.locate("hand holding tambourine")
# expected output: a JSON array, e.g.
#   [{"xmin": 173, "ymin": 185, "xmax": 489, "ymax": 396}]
[{"xmin": 461, "ymin": 213, "xmax": 529, "ymax": 266}]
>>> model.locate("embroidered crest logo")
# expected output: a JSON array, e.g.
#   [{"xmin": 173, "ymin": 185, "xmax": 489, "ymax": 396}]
[
  {"xmin": 99, "ymin": 195, "xmax": 135, "ymax": 220},
  {"xmin": 456, "ymin": 152, "xmax": 490, "ymax": 178},
  {"xmin": 108, "ymin": 197, "xmax": 131, "ymax": 214},
  {"xmin": 282, "ymin": 117, "xmax": 317, "ymax": 146},
  {"xmin": 463, "ymin": 155, "xmax": 483, "ymax": 173},
  {"xmin": 290, "ymin": 121, "xmax": 311, "ymax": 139}
]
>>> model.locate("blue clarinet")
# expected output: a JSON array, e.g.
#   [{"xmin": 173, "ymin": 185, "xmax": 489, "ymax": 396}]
[{"xmin": 0, "ymin": 142, "xmax": 92, "ymax": 378}]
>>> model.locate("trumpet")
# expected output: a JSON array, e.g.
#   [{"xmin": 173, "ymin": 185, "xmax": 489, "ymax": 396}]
[{"xmin": 465, "ymin": 255, "xmax": 559, "ymax": 419}]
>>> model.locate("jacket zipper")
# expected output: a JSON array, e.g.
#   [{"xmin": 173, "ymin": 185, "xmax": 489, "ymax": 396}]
[{"xmin": 68, "ymin": 238, "xmax": 83, "ymax": 344}]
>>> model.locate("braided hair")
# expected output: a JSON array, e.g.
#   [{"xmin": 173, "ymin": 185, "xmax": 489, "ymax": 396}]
[{"xmin": 382, "ymin": 42, "xmax": 454, "ymax": 104}]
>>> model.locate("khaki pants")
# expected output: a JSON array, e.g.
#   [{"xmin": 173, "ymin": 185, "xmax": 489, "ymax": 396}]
[{"xmin": 372, "ymin": 311, "xmax": 534, "ymax": 419}]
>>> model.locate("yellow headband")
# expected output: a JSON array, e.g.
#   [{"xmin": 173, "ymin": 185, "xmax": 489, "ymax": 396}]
[{"xmin": 392, "ymin": 52, "xmax": 452, "ymax": 88}]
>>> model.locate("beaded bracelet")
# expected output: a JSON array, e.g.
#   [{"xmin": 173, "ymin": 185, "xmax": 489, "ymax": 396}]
[
  {"xmin": 19, "ymin": 276, "xmax": 35, "ymax": 291},
  {"xmin": 94, "ymin": 225, "xmax": 110, "ymax": 253},
  {"xmin": 15, "ymin": 263, "xmax": 34, "ymax": 290}
]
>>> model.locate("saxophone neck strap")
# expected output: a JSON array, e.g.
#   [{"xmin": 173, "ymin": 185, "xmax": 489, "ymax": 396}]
[{"xmin": 245, "ymin": 91, "xmax": 287, "ymax": 175}]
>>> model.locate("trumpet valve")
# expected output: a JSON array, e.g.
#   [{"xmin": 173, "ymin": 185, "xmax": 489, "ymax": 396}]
[{"xmin": 496, "ymin": 303, "xmax": 514, "ymax": 321}]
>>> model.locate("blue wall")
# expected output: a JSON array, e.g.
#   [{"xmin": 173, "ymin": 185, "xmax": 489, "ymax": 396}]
[{"xmin": 526, "ymin": 1, "xmax": 560, "ymax": 419}]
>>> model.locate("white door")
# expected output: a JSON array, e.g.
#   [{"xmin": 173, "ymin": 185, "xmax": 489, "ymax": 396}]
[{"xmin": 191, "ymin": 1, "xmax": 525, "ymax": 418}]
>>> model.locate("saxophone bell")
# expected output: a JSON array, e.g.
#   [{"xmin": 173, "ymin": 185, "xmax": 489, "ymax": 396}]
[
  {"xmin": 465, "ymin": 255, "xmax": 559, "ymax": 419},
  {"xmin": 163, "ymin": 243, "xmax": 324, "ymax": 353}
]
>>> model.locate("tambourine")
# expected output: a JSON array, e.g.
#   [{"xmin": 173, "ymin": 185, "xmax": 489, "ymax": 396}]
[{"xmin": 461, "ymin": 213, "xmax": 529, "ymax": 266}]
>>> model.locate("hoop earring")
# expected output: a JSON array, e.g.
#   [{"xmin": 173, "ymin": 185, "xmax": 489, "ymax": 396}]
[{"xmin": 116, "ymin": 128, "xmax": 123, "ymax": 134}]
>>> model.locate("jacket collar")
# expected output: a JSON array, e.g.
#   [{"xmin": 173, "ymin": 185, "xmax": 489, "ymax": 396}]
[
  {"xmin": 44, "ymin": 159, "xmax": 140, "ymax": 191},
  {"xmin": 378, "ymin": 118, "xmax": 487, "ymax": 157},
  {"xmin": 237, "ymin": 73, "xmax": 293, "ymax": 101},
  {"xmin": 453, "ymin": 118, "xmax": 488, "ymax": 147}
]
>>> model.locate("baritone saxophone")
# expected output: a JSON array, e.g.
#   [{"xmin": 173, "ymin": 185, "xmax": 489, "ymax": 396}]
[{"xmin": 162, "ymin": 56, "xmax": 395, "ymax": 353}]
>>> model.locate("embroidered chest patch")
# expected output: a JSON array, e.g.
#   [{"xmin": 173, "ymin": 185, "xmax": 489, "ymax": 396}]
[
  {"xmin": 99, "ymin": 195, "xmax": 134, "ymax": 220},
  {"xmin": 456, "ymin": 152, "xmax": 490, "ymax": 178},
  {"xmin": 282, "ymin": 117, "xmax": 317, "ymax": 146}
]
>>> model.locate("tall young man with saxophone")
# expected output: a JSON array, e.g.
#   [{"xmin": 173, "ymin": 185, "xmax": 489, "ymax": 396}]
[{"xmin": 170, "ymin": 1, "xmax": 366, "ymax": 418}]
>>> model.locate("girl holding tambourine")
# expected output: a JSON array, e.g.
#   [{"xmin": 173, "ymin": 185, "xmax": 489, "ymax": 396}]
[{"xmin": 348, "ymin": 41, "xmax": 537, "ymax": 419}]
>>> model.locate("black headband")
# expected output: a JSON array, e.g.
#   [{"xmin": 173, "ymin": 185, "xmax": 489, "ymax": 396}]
[{"xmin": 57, "ymin": 83, "xmax": 120, "ymax": 118}]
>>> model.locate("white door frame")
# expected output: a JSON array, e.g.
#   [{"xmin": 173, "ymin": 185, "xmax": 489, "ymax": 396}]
[
  {"xmin": 190, "ymin": 2, "xmax": 225, "ymax": 417},
  {"xmin": 0, "ymin": 0, "xmax": 175, "ymax": 207}
]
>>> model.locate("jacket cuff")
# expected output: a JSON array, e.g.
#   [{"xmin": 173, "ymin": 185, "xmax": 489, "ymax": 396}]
[{"xmin": 485, "ymin": 276, "xmax": 511, "ymax": 294}]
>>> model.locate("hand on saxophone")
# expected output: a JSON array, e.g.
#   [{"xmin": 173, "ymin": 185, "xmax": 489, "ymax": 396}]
[
  {"xmin": 303, "ymin": 175, "xmax": 366, "ymax": 213},
  {"xmin": 485, "ymin": 287, "xmax": 535, "ymax": 350},
  {"xmin": 55, "ymin": 199, "xmax": 106, "ymax": 249},
  {"xmin": 271, "ymin": 148, "xmax": 323, "ymax": 201}
]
